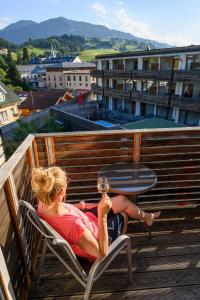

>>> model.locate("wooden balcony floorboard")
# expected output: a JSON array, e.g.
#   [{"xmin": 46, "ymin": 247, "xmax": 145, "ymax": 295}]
[{"xmin": 28, "ymin": 208, "xmax": 200, "ymax": 300}]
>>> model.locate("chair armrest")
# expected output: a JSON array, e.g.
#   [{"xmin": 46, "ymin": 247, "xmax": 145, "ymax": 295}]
[{"xmin": 89, "ymin": 234, "xmax": 131, "ymax": 281}]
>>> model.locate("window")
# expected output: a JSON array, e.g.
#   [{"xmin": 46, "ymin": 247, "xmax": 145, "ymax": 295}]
[
  {"xmin": 73, "ymin": 75, "xmax": 76, "ymax": 81},
  {"xmin": 60, "ymin": 76, "xmax": 62, "ymax": 81},
  {"xmin": 67, "ymin": 75, "xmax": 71, "ymax": 81},
  {"xmin": 79, "ymin": 76, "xmax": 82, "ymax": 81},
  {"xmin": 48, "ymin": 76, "xmax": 50, "ymax": 81},
  {"xmin": 54, "ymin": 76, "xmax": 56, "ymax": 81},
  {"xmin": 85, "ymin": 83, "xmax": 88, "ymax": 87},
  {"xmin": 54, "ymin": 83, "xmax": 57, "ymax": 88},
  {"xmin": 79, "ymin": 83, "xmax": 82, "ymax": 86},
  {"xmin": 10, "ymin": 108, "xmax": 15, "ymax": 116},
  {"xmin": 60, "ymin": 82, "xmax": 63, "ymax": 86},
  {"xmin": 85, "ymin": 76, "xmax": 88, "ymax": 81},
  {"xmin": 0, "ymin": 110, "xmax": 8, "ymax": 122}
]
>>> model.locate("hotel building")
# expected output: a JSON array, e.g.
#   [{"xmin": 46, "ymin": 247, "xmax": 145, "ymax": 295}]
[{"xmin": 92, "ymin": 45, "xmax": 200, "ymax": 125}]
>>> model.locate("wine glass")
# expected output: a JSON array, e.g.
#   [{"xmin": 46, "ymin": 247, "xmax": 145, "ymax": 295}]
[{"xmin": 97, "ymin": 176, "xmax": 110, "ymax": 194}]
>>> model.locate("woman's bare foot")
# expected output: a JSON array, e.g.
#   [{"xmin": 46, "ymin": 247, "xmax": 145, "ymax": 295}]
[{"xmin": 144, "ymin": 211, "xmax": 161, "ymax": 227}]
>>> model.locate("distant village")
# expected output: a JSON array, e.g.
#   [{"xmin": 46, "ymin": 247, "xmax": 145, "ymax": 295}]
[{"xmin": 0, "ymin": 44, "xmax": 96, "ymax": 126}]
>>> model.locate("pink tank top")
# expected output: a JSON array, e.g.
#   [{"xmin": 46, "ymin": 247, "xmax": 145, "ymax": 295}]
[{"xmin": 37, "ymin": 202, "xmax": 98, "ymax": 261}]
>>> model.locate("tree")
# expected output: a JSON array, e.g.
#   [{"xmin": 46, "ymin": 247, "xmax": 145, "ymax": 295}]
[
  {"xmin": 0, "ymin": 55, "xmax": 7, "ymax": 70},
  {"xmin": 6, "ymin": 48, "xmax": 13, "ymax": 65},
  {"xmin": 16, "ymin": 51, "xmax": 22, "ymax": 64},
  {"xmin": 22, "ymin": 47, "xmax": 30, "ymax": 64},
  {"xmin": 13, "ymin": 119, "xmax": 37, "ymax": 143},
  {"xmin": 7, "ymin": 63, "xmax": 21, "ymax": 86},
  {"xmin": 0, "ymin": 68, "xmax": 6, "ymax": 79}
]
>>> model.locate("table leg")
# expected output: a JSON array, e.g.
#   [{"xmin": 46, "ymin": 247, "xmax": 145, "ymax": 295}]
[{"xmin": 129, "ymin": 195, "xmax": 152, "ymax": 239}]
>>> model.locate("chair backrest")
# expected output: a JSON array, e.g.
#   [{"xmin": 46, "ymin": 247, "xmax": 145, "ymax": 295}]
[{"xmin": 19, "ymin": 200, "xmax": 87, "ymax": 281}]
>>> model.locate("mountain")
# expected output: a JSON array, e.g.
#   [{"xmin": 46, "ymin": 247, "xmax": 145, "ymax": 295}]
[{"xmin": 0, "ymin": 17, "xmax": 169, "ymax": 47}]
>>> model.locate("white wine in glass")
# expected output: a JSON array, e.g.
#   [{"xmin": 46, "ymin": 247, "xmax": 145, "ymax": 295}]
[{"xmin": 97, "ymin": 176, "xmax": 110, "ymax": 194}]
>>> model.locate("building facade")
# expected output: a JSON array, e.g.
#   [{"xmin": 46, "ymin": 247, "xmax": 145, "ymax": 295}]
[
  {"xmin": 92, "ymin": 45, "xmax": 200, "ymax": 126},
  {"xmin": 0, "ymin": 81, "xmax": 21, "ymax": 126},
  {"xmin": 17, "ymin": 65, "xmax": 46, "ymax": 88},
  {"xmin": 46, "ymin": 62, "xmax": 96, "ymax": 92}
]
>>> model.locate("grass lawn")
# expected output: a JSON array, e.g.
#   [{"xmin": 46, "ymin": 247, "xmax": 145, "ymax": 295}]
[{"xmin": 80, "ymin": 48, "xmax": 119, "ymax": 61}]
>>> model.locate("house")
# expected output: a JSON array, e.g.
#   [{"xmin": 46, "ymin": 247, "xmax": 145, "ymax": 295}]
[
  {"xmin": 46, "ymin": 62, "xmax": 96, "ymax": 91},
  {"xmin": 17, "ymin": 64, "xmax": 46, "ymax": 88},
  {"xmin": 92, "ymin": 44, "xmax": 200, "ymax": 126},
  {"xmin": 18, "ymin": 89, "xmax": 71, "ymax": 116},
  {"xmin": 0, "ymin": 81, "xmax": 21, "ymax": 126}
]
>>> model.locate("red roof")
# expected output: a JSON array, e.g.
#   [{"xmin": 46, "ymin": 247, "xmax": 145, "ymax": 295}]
[{"xmin": 18, "ymin": 89, "xmax": 67, "ymax": 110}]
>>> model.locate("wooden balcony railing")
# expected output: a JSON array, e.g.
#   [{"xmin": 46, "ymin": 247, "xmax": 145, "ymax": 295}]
[
  {"xmin": 91, "ymin": 69, "xmax": 172, "ymax": 80},
  {"xmin": 171, "ymin": 95, "xmax": 200, "ymax": 112},
  {"xmin": 174, "ymin": 69, "xmax": 200, "ymax": 82},
  {"xmin": 132, "ymin": 91, "xmax": 169, "ymax": 106},
  {"xmin": 133, "ymin": 70, "xmax": 172, "ymax": 80},
  {"xmin": 104, "ymin": 87, "xmax": 131, "ymax": 99},
  {"xmin": 2, "ymin": 128, "xmax": 200, "ymax": 298}
]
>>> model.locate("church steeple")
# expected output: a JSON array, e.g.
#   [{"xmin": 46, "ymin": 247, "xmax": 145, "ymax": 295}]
[{"xmin": 50, "ymin": 43, "xmax": 55, "ymax": 58}]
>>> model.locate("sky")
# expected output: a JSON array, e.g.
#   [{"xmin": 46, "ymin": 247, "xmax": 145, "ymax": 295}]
[{"xmin": 0, "ymin": 0, "xmax": 200, "ymax": 46}]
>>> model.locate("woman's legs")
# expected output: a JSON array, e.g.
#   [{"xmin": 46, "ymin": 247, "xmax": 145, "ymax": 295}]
[{"xmin": 111, "ymin": 195, "xmax": 160, "ymax": 226}]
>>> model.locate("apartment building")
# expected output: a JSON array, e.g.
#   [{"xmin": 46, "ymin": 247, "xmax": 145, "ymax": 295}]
[
  {"xmin": 46, "ymin": 62, "xmax": 96, "ymax": 92},
  {"xmin": 92, "ymin": 45, "xmax": 200, "ymax": 126},
  {"xmin": 0, "ymin": 81, "xmax": 21, "ymax": 126}
]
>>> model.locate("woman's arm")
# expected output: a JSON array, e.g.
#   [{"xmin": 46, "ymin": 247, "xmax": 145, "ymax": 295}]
[
  {"xmin": 78, "ymin": 194, "xmax": 112, "ymax": 258},
  {"xmin": 73, "ymin": 202, "xmax": 98, "ymax": 210}
]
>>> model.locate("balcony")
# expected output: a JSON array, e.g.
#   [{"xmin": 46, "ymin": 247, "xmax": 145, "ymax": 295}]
[
  {"xmin": 104, "ymin": 70, "xmax": 131, "ymax": 79},
  {"xmin": 104, "ymin": 87, "xmax": 131, "ymax": 99},
  {"xmin": 90, "ymin": 70, "xmax": 104, "ymax": 77},
  {"xmin": 171, "ymin": 95, "xmax": 200, "ymax": 112},
  {"xmin": 174, "ymin": 69, "xmax": 200, "ymax": 82},
  {"xmin": 92, "ymin": 69, "xmax": 172, "ymax": 81},
  {"xmin": 132, "ymin": 91, "xmax": 169, "ymax": 106},
  {"xmin": 134, "ymin": 70, "xmax": 172, "ymax": 80},
  {"xmin": 2, "ymin": 129, "xmax": 200, "ymax": 299}
]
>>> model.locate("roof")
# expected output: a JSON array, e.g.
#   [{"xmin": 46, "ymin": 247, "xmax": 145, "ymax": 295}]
[
  {"xmin": 17, "ymin": 64, "xmax": 46, "ymax": 74},
  {"xmin": 46, "ymin": 62, "xmax": 95, "ymax": 70},
  {"xmin": 122, "ymin": 117, "xmax": 185, "ymax": 130},
  {"xmin": 0, "ymin": 81, "xmax": 21, "ymax": 109},
  {"xmin": 18, "ymin": 89, "xmax": 66, "ymax": 110},
  {"xmin": 95, "ymin": 44, "xmax": 200, "ymax": 59}
]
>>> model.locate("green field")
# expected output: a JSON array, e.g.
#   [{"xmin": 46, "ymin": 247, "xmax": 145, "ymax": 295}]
[{"xmin": 80, "ymin": 49, "xmax": 119, "ymax": 61}]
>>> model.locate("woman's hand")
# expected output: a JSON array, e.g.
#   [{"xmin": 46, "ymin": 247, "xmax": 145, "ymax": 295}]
[{"xmin": 98, "ymin": 193, "xmax": 112, "ymax": 216}]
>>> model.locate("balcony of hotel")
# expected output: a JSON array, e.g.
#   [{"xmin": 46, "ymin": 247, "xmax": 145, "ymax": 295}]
[
  {"xmin": 2, "ymin": 128, "xmax": 200, "ymax": 299},
  {"xmin": 91, "ymin": 69, "xmax": 172, "ymax": 81},
  {"xmin": 174, "ymin": 69, "xmax": 200, "ymax": 82}
]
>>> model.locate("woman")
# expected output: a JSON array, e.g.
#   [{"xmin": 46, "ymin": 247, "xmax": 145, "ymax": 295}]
[{"xmin": 31, "ymin": 166, "xmax": 160, "ymax": 261}]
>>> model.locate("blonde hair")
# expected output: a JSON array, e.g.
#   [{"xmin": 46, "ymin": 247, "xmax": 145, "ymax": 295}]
[{"xmin": 31, "ymin": 167, "xmax": 67, "ymax": 205}]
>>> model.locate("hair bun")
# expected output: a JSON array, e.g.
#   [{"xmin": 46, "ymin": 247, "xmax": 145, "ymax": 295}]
[{"xmin": 31, "ymin": 168, "xmax": 55, "ymax": 193}]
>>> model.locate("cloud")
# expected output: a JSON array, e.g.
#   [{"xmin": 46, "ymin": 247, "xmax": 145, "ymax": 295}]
[
  {"xmin": 92, "ymin": 2, "xmax": 107, "ymax": 18},
  {"xmin": 114, "ymin": 8, "xmax": 153, "ymax": 39},
  {"xmin": 0, "ymin": 17, "xmax": 11, "ymax": 29},
  {"xmin": 117, "ymin": 1, "xmax": 123, "ymax": 5},
  {"xmin": 114, "ymin": 7, "xmax": 193, "ymax": 46}
]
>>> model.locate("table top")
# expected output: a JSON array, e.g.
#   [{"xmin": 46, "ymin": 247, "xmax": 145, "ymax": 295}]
[{"xmin": 99, "ymin": 163, "xmax": 157, "ymax": 196}]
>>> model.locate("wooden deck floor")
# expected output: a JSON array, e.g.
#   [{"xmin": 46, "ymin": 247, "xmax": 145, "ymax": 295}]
[{"xmin": 28, "ymin": 208, "xmax": 200, "ymax": 300}]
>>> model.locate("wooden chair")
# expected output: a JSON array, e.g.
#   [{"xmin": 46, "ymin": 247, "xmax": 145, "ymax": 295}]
[{"xmin": 19, "ymin": 200, "xmax": 132, "ymax": 300}]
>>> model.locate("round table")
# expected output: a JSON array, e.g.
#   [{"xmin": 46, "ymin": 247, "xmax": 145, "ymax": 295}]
[
  {"xmin": 99, "ymin": 162, "xmax": 157, "ymax": 197},
  {"xmin": 99, "ymin": 162, "xmax": 157, "ymax": 238}
]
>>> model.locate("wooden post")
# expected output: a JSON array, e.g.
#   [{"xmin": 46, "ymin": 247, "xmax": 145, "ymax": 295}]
[
  {"xmin": 32, "ymin": 139, "xmax": 39, "ymax": 167},
  {"xmin": 28, "ymin": 144, "xmax": 35, "ymax": 169},
  {"xmin": 0, "ymin": 247, "xmax": 16, "ymax": 300},
  {"xmin": 5, "ymin": 175, "xmax": 31, "ymax": 287},
  {"xmin": 45, "ymin": 137, "xmax": 56, "ymax": 166},
  {"xmin": 133, "ymin": 133, "xmax": 142, "ymax": 162}
]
